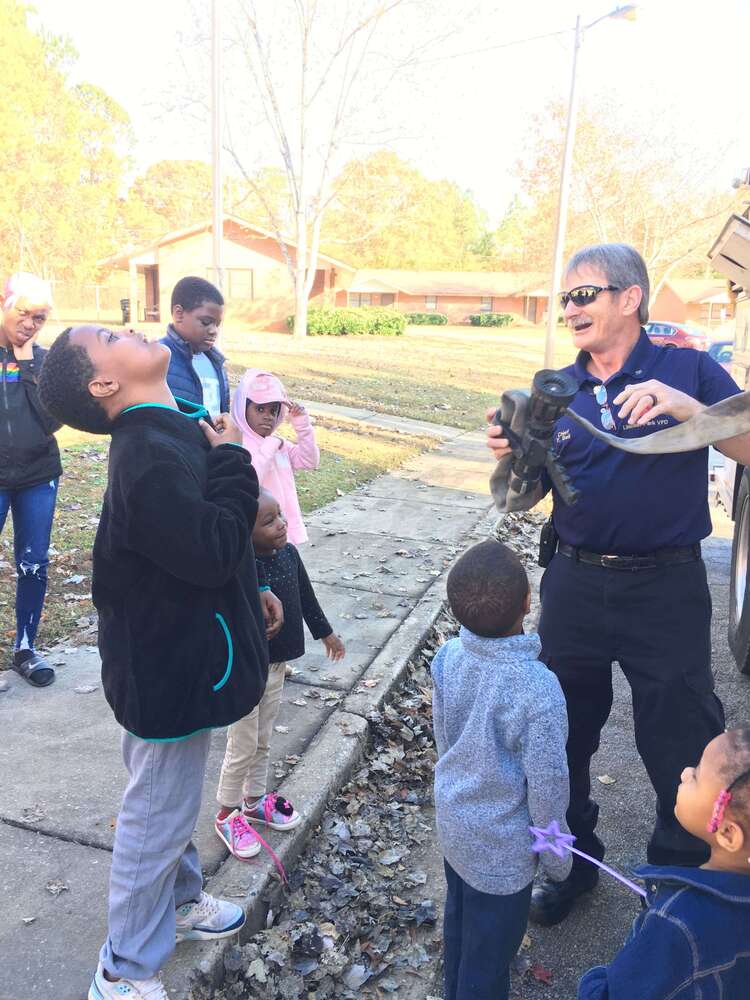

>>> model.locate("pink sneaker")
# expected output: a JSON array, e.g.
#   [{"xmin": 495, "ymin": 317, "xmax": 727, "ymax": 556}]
[
  {"xmin": 214, "ymin": 809, "xmax": 261, "ymax": 859},
  {"xmin": 243, "ymin": 793, "xmax": 302, "ymax": 831}
]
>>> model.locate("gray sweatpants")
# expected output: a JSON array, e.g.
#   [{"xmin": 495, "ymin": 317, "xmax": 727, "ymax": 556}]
[{"xmin": 99, "ymin": 729, "xmax": 211, "ymax": 981}]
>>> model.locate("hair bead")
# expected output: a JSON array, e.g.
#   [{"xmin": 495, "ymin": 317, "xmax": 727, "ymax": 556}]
[{"xmin": 708, "ymin": 789, "xmax": 732, "ymax": 834}]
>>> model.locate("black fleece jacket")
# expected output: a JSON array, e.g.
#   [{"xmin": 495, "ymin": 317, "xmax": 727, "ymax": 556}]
[
  {"xmin": 93, "ymin": 400, "xmax": 269, "ymax": 740},
  {"xmin": 0, "ymin": 344, "xmax": 62, "ymax": 489}
]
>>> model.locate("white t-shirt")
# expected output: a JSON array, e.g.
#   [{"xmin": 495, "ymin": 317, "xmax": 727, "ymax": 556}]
[{"xmin": 192, "ymin": 351, "xmax": 222, "ymax": 416}]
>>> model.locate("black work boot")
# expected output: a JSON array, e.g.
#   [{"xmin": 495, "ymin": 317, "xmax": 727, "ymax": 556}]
[{"xmin": 529, "ymin": 865, "xmax": 599, "ymax": 926}]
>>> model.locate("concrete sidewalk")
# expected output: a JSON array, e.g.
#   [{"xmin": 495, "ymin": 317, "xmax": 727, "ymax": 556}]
[{"xmin": 0, "ymin": 407, "xmax": 494, "ymax": 1000}]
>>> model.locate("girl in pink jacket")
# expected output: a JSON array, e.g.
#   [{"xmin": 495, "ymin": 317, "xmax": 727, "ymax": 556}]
[{"xmin": 230, "ymin": 369, "xmax": 319, "ymax": 544}]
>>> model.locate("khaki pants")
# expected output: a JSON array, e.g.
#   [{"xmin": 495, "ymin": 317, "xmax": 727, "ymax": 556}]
[{"xmin": 216, "ymin": 661, "xmax": 286, "ymax": 807}]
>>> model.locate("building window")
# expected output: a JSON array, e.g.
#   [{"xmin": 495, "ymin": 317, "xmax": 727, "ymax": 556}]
[
  {"xmin": 480, "ymin": 296, "xmax": 493, "ymax": 313},
  {"xmin": 425, "ymin": 295, "xmax": 437, "ymax": 310},
  {"xmin": 228, "ymin": 269, "xmax": 254, "ymax": 300},
  {"xmin": 205, "ymin": 268, "xmax": 254, "ymax": 300},
  {"xmin": 350, "ymin": 293, "xmax": 372, "ymax": 307},
  {"xmin": 380, "ymin": 293, "xmax": 395, "ymax": 306}
]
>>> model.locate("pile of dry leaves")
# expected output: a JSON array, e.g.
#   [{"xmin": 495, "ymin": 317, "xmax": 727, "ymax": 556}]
[
  {"xmin": 202, "ymin": 610, "xmax": 459, "ymax": 1000},
  {"xmin": 202, "ymin": 513, "xmax": 548, "ymax": 1000}
]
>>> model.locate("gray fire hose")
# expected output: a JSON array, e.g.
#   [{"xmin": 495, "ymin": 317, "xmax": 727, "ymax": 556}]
[
  {"xmin": 491, "ymin": 387, "xmax": 750, "ymax": 513},
  {"xmin": 567, "ymin": 389, "xmax": 750, "ymax": 454}
]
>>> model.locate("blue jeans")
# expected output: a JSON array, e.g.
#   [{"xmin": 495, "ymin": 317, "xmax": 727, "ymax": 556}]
[
  {"xmin": 0, "ymin": 478, "xmax": 58, "ymax": 651},
  {"xmin": 443, "ymin": 860, "xmax": 532, "ymax": 1000}
]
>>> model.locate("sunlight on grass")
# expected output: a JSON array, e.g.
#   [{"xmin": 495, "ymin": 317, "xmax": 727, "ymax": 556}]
[{"xmin": 223, "ymin": 325, "xmax": 576, "ymax": 430}]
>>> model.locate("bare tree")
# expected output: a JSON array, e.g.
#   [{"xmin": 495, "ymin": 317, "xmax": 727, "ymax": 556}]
[
  {"xmin": 220, "ymin": 0, "xmax": 463, "ymax": 336},
  {"xmin": 496, "ymin": 98, "xmax": 738, "ymax": 295}
]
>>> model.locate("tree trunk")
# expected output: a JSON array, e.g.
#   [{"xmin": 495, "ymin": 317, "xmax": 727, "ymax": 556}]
[
  {"xmin": 293, "ymin": 201, "xmax": 308, "ymax": 338},
  {"xmin": 294, "ymin": 277, "xmax": 309, "ymax": 338}
]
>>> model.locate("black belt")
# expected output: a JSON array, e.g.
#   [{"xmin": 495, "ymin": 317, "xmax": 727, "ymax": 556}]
[{"xmin": 557, "ymin": 542, "xmax": 701, "ymax": 570}]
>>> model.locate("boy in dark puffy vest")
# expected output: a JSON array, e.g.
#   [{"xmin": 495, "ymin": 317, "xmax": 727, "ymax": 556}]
[
  {"xmin": 38, "ymin": 324, "xmax": 271, "ymax": 1000},
  {"xmin": 159, "ymin": 276, "xmax": 229, "ymax": 417}
]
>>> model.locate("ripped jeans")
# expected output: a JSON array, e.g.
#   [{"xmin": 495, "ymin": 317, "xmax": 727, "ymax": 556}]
[{"xmin": 0, "ymin": 479, "xmax": 58, "ymax": 651}]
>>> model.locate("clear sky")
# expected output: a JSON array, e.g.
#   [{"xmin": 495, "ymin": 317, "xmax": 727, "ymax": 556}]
[{"xmin": 31, "ymin": 0, "xmax": 750, "ymax": 225}]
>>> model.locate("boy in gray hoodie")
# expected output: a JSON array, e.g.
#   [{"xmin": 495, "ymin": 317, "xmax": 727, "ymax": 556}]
[{"xmin": 432, "ymin": 539, "xmax": 571, "ymax": 1000}]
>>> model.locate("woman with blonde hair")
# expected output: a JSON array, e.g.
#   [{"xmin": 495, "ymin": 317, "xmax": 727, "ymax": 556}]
[{"xmin": 0, "ymin": 272, "xmax": 60, "ymax": 686}]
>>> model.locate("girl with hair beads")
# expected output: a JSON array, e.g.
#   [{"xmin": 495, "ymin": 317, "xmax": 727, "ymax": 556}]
[
  {"xmin": 579, "ymin": 727, "xmax": 750, "ymax": 998},
  {"xmin": 230, "ymin": 369, "xmax": 318, "ymax": 544},
  {"xmin": 214, "ymin": 490, "xmax": 344, "ymax": 859}
]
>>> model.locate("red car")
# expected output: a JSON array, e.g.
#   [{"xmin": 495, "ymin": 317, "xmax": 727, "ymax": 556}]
[{"xmin": 644, "ymin": 321, "xmax": 711, "ymax": 351}]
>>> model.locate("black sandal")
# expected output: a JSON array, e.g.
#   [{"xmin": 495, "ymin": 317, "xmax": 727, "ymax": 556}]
[{"xmin": 12, "ymin": 651, "xmax": 55, "ymax": 687}]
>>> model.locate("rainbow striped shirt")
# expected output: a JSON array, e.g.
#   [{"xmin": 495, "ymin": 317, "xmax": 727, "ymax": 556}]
[{"xmin": 1, "ymin": 361, "xmax": 20, "ymax": 383}]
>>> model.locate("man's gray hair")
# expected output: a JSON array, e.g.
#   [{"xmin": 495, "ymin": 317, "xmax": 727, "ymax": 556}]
[{"xmin": 565, "ymin": 243, "xmax": 650, "ymax": 325}]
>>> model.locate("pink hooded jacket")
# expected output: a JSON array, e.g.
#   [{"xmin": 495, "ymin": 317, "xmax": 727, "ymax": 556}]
[{"xmin": 230, "ymin": 369, "xmax": 320, "ymax": 544}]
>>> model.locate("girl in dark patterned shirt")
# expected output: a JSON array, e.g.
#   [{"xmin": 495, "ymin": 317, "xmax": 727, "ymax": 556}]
[{"xmin": 214, "ymin": 490, "xmax": 344, "ymax": 859}]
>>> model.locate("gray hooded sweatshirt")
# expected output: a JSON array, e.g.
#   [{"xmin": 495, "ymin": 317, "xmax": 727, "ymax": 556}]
[{"xmin": 431, "ymin": 629, "xmax": 572, "ymax": 894}]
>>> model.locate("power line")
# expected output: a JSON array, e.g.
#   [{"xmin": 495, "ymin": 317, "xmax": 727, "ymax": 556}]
[{"xmin": 416, "ymin": 27, "xmax": 570, "ymax": 65}]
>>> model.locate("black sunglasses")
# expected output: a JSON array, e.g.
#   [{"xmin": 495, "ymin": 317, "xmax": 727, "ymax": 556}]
[{"xmin": 559, "ymin": 284, "xmax": 620, "ymax": 309}]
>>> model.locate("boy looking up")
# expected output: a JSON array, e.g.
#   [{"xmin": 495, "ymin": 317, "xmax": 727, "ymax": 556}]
[
  {"xmin": 38, "ymin": 325, "xmax": 269, "ymax": 1000},
  {"xmin": 160, "ymin": 276, "xmax": 228, "ymax": 417}
]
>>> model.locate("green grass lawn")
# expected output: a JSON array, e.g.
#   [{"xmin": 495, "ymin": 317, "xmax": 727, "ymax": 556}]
[{"xmin": 221, "ymin": 324, "xmax": 577, "ymax": 431}]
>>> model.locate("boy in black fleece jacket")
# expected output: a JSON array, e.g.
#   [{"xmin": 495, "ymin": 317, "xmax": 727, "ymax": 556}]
[{"xmin": 38, "ymin": 325, "xmax": 278, "ymax": 1000}]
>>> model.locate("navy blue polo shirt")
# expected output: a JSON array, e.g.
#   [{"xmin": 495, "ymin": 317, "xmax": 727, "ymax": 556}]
[{"xmin": 548, "ymin": 330, "xmax": 740, "ymax": 554}]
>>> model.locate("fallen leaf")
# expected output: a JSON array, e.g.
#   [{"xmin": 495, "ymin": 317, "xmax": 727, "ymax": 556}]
[
  {"xmin": 597, "ymin": 774, "xmax": 616, "ymax": 785},
  {"xmin": 274, "ymin": 725, "xmax": 290, "ymax": 734},
  {"xmin": 20, "ymin": 805, "xmax": 46, "ymax": 823},
  {"xmin": 74, "ymin": 684, "xmax": 98, "ymax": 694},
  {"xmin": 528, "ymin": 963, "xmax": 553, "ymax": 984},
  {"xmin": 45, "ymin": 879, "xmax": 68, "ymax": 897}
]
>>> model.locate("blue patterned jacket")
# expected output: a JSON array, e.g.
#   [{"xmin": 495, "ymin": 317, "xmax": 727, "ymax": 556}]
[{"xmin": 579, "ymin": 865, "xmax": 750, "ymax": 999}]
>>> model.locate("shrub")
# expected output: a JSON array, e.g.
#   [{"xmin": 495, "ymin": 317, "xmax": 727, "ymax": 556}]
[
  {"xmin": 406, "ymin": 312, "xmax": 448, "ymax": 326},
  {"xmin": 468, "ymin": 312, "xmax": 515, "ymax": 327},
  {"xmin": 287, "ymin": 306, "xmax": 406, "ymax": 336}
]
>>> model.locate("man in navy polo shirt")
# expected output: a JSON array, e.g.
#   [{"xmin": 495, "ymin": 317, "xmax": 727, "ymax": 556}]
[{"xmin": 486, "ymin": 243, "xmax": 750, "ymax": 927}]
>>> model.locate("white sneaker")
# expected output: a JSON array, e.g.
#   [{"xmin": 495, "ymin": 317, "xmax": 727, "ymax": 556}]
[
  {"xmin": 175, "ymin": 890, "xmax": 245, "ymax": 943},
  {"xmin": 88, "ymin": 963, "xmax": 169, "ymax": 999}
]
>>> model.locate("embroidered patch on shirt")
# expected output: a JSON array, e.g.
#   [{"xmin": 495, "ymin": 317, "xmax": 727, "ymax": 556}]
[{"xmin": 1, "ymin": 362, "xmax": 20, "ymax": 383}]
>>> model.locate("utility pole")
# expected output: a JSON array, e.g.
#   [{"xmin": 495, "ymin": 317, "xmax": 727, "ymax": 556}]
[
  {"xmin": 543, "ymin": 6, "xmax": 637, "ymax": 368},
  {"xmin": 544, "ymin": 15, "xmax": 582, "ymax": 369},
  {"xmin": 211, "ymin": 0, "xmax": 224, "ymax": 293}
]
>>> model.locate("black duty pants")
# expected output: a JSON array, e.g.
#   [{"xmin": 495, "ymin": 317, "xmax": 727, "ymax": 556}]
[
  {"xmin": 538, "ymin": 552, "xmax": 725, "ymax": 867},
  {"xmin": 443, "ymin": 860, "xmax": 532, "ymax": 1000}
]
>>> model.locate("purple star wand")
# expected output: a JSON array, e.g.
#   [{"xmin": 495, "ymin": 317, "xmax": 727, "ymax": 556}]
[{"xmin": 529, "ymin": 821, "xmax": 646, "ymax": 899}]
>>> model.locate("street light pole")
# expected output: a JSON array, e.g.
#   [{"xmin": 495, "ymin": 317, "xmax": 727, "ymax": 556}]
[
  {"xmin": 543, "ymin": 5, "xmax": 637, "ymax": 368},
  {"xmin": 211, "ymin": 0, "xmax": 224, "ymax": 294},
  {"xmin": 543, "ymin": 14, "xmax": 583, "ymax": 369}
]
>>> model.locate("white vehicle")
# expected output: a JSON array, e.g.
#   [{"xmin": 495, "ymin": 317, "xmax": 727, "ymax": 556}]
[{"xmin": 708, "ymin": 177, "xmax": 750, "ymax": 672}]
